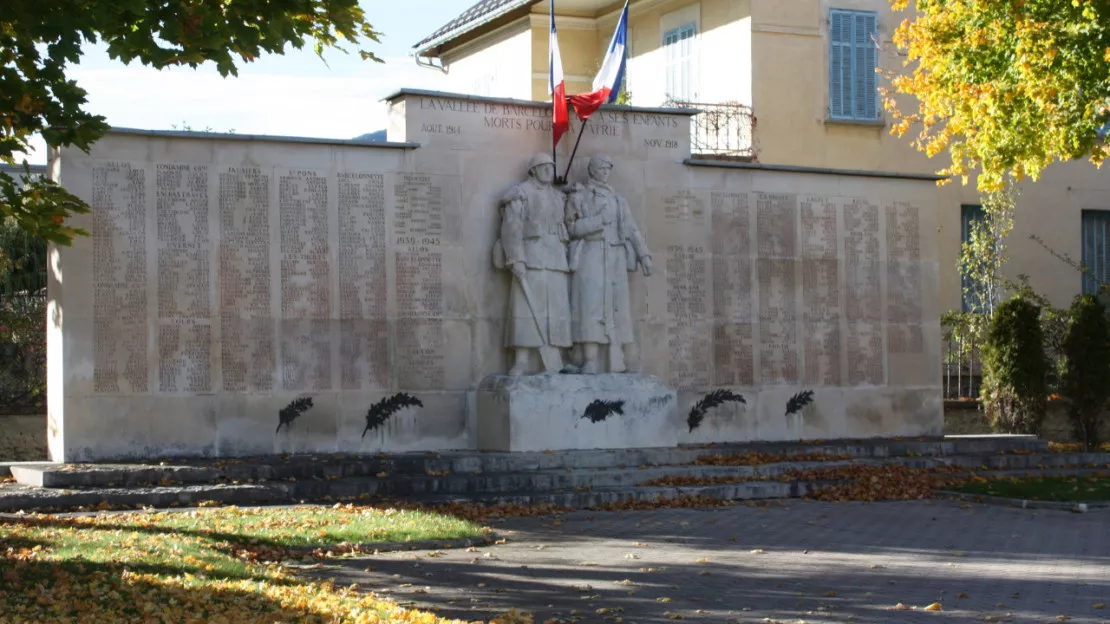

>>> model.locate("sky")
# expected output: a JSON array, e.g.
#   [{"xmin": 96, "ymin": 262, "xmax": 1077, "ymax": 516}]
[{"xmin": 21, "ymin": 0, "xmax": 476, "ymax": 163}]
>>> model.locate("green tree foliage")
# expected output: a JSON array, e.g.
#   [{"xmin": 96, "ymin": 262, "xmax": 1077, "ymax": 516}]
[
  {"xmin": 982, "ymin": 294, "xmax": 1048, "ymax": 435},
  {"xmin": 959, "ymin": 186, "xmax": 1017, "ymax": 317},
  {"xmin": 1060, "ymin": 295, "xmax": 1110, "ymax": 450},
  {"xmin": 0, "ymin": 217, "xmax": 47, "ymax": 410},
  {"xmin": 886, "ymin": 0, "xmax": 1110, "ymax": 192},
  {"xmin": 1, "ymin": 0, "xmax": 382, "ymax": 245}
]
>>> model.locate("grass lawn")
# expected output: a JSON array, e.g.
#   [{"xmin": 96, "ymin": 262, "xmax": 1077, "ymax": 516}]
[
  {"xmin": 949, "ymin": 475, "xmax": 1110, "ymax": 502},
  {"xmin": 0, "ymin": 504, "xmax": 485, "ymax": 623}
]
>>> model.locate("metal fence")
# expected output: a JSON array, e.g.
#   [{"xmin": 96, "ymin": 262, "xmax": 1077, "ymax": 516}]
[
  {"xmin": 942, "ymin": 325, "xmax": 983, "ymax": 400},
  {"xmin": 665, "ymin": 99, "xmax": 756, "ymax": 160}
]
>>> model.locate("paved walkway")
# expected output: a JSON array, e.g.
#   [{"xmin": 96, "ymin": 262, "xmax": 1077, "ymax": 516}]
[{"xmin": 323, "ymin": 501, "xmax": 1110, "ymax": 623}]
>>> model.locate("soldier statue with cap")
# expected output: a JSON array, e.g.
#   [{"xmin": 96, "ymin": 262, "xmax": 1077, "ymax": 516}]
[
  {"xmin": 493, "ymin": 153, "xmax": 573, "ymax": 375},
  {"xmin": 565, "ymin": 154, "xmax": 653, "ymax": 374}
]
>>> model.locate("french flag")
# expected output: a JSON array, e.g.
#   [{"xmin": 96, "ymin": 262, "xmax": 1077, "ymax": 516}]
[
  {"xmin": 549, "ymin": 2, "xmax": 570, "ymax": 148},
  {"xmin": 569, "ymin": 0, "xmax": 629, "ymax": 121}
]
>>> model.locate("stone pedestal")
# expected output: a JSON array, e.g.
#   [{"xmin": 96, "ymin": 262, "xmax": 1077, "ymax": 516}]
[{"xmin": 477, "ymin": 373, "xmax": 679, "ymax": 452}]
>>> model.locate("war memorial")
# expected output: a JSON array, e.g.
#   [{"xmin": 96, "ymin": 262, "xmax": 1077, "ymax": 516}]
[{"xmin": 45, "ymin": 89, "xmax": 941, "ymax": 462}]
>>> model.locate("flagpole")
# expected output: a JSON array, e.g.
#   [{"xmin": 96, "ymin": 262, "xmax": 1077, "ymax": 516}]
[
  {"xmin": 550, "ymin": 0, "xmax": 559, "ymax": 183},
  {"xmin": 563, "ymin": 115, "xmax": 590, "ymax": 182},
  {"xmin": 560, "ymin": 0, "xmax": 627, "ymax": 183}
]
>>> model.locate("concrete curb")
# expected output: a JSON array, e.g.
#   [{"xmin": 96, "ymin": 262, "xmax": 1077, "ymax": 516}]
[
  {"xmin": 282, "ymin": 534, "xmax": 498, "ymax": 556},
  {"xmin": 934, "ymin": 490, "xmax": 1110, "ymax": 512}
]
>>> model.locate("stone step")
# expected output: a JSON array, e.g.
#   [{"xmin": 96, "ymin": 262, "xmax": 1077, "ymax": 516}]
[
  {"xmin": 0, "ymin": 481, "xmax": 291, "ymax": 513},
  {"xmin": 0, "ymin": 462, "xmax": 56, "ymax": 480},
  {"xmin": 406, "ymin": 461, "xmax": 1110, "ymax": 510},
  {"xmin": 322, "ymin": 454, "xmax": 1110, "ymax": 502},
  {"xmin": 946, "ymin": 466, "xmax": 1110, "ymax": 481},
  {"xmin": 46, "ymin": 450, "xmax": 1110, "ymax": 498},
  {"xmin": 385, "ymin": 479, "xmax": 817, "ymax": 509},
  {"xmin": 288, "ymin": 456, "xmax": 1110, "ymax": 504},
  {"xmin": 11, "ymin": 435, "xmax": 1049, "ymax": 489},
  {"xmin": 404, "ymin": 436, "xmax": 1049, "ymax": 475},
  {"xmin": 937, "ymin": 452, "xmax": 1110, "ymax": 471},
  {"xmin": 391, "ymin": 484, "xmax": 696, "ymax": 509},
  {"xmin": 9, "ymin": 463, "xmax": 221, "ymax": 488},
  {"xmin": 301, "ymin": 454, "xmax": 1109, "ymax": 498},
  {"xmin": 3, "ymin": 458, "xmax": 1104, "ymax": 514}
]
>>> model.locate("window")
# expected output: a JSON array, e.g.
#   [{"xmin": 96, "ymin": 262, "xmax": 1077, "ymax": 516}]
[
  {"xmin": 1082, "ymin": 210, "xmax": 1110, "ymax": 294},
  {"xmin": 961, "ymin": 204, "xmax": 986, "ymax": 312},
  {"xmin": 829, "ymin": 9, "xmax": 878, "ymax": 121},
  {"xmin": 664, "ymin": 23, "xmax": 697, "ymax": 102}
]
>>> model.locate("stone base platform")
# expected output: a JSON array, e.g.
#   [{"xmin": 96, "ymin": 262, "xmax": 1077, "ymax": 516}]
[
  {"xmin": 3, "ymin": 436, "xmax": 1092, "ymax": 514},
  {"xmin": 476, "ymin": 373, "xmax": 678, "ymax": 452}
]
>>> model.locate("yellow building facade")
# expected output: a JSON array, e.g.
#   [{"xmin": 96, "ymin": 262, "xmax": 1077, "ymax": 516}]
[{"xmin": 413, "ymin": 0, "xmax": 1110, "ymax": 312}]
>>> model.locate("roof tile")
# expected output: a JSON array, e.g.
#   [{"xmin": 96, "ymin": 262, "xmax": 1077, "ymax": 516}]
[{"xmin": 413, "ymin": 0, "xmax": 532, "ymax": 51}]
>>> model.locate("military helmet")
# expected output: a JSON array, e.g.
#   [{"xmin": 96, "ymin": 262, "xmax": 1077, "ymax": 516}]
[
  {"xmin": 588, "ymin": 154, "xmax": 614, "ymax": 170},
  {"xmin": 529, "ymin": 153, "xmax": 556, "ymax": 171}
]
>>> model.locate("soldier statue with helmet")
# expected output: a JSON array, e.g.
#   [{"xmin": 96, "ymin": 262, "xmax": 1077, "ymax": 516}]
[{"xmin": 493, "ymin": 153, "xmax": 574, "ymax": 375}]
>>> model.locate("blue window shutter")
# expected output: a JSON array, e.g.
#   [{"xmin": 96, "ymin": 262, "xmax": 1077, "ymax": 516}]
[
  {"xmin": 829, "ymin": 11, "xmax": 848, "ymax": 118},
  {"xmin": 859, "ymin": 12, "xmax": 878, "ymax": 119},
  {"xmin": 830, "ymin": 9, "xmax": 877, "ymax": 120},
  {"xmin": 1082, "ymin": 210, "xmax": 1110, "ymax": 294}
]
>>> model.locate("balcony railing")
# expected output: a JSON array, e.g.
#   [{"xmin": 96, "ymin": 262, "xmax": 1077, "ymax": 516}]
[{"xmin": 665, "ymin": 99, "xmax": 756, "ymax": 160}]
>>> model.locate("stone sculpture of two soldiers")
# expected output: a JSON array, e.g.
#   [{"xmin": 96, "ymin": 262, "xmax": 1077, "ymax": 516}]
[{"xmin": 495, "ymin": 153, "xmax": 652, "ymax": 376}]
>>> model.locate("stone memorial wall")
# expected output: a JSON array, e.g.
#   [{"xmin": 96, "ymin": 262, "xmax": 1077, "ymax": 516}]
[{"xmin": 48, "ymin": 89, "xmax": 941, "ymax": 461}]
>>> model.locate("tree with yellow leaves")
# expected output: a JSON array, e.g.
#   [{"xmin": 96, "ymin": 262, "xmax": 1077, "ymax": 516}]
[{"xmin": 885, "ymin": 0, "xmax": 1110, "ymax": 192}]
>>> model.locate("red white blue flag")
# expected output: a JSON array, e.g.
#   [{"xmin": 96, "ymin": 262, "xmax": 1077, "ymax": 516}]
[
  {"xmin": 569, "ymin": 0, "xmax": 628, "ymax": 121},
  {"xmin": 549, "ymin": 2, "xmax": 569, "ymax": 148}
]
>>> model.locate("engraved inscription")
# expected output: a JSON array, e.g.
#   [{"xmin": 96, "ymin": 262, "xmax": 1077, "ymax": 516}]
[
  {"xmin": 801, "ymin": 196, "xmax": 841, "ymax": 386},
  {"xmin": 663, "ymin": 190, "xmax": 707, "ymax": 225},
  {"xmin": 887, "ymin": 202, "xmax": 924, "ymax": 354},
  {"xmin": 339, "ymin": 173, "xmax": 387, "ymax": 319},
  {"xmin": 711, "ymin": 192, "xmax": 752, "ymax": 257},
  {"xmin": 279, "ymin": 170, "xmax": 332, "ymax": 391},
  {"xmin": 338, "ymin": 173, "xmax": 389, "ymax": 390},
  {"xmin": 758, "ymin": 259, "xmax": 799, "ymax": 385},
  {"xmin": 666, "ymin": 245, "xmax": 710, "ymax": 389},
  {"xmin": 340, "ymin": 320, "xmax": 389, "ymax": 390},
  {"xmin": 394, "ymin": 174, "xmax": 445, "ymax": 317},
  {"xmin": 395, "ymin": 252, "xmax": 443, "ymax": 317},
  {"xmin": 844, "ymin": 200, "xmax": 882, "ymax": 321},
  {"xmin": 156, "ymin": 163, "xmax": 212, "ymax": 392},
  {"xmin": 219, "ymin": 167, "xmax": 275, "ymax": 392},
  {"xmin": 800, "ymin": 196, "xmax": 838, "ymax": 259},
  {"xmin": 711, "ymin": 191, "xmax": 754, "ymax": 386},
  {"xmin": 395, "ymin": 319, "xmax": 445, "ymax": 390},
  {"xmin": 281, "ymin": 319, "xmax": 332, "ymax": 392},
  {"xmin": 713, "ymin": 324, "xmax": 754, "ymax": 386},
  {"xmin": 803, "ymin": 260, "xmax": 841, "ymax": 386},
  {"xmin": 92, "ymin": 162, "xmax": 149, "ymax": 393},
  {"xmin": 757, "ymin": 193, "xmax": 797, "ymax": 258},
  {"xmin": 159, "ymin": 322, "xmax": 212, "ymax": 393},
  {"xmin": 712, "ymin": 255, "xmax": 753, "ymax": 321},
  {"xmin": 757, "ymin": 193, "xmax": 799, "ymax": 385},
  {"xmin": 844, "ymin": 199, "xmax": 883, "ymax": 384},
  {"xmin": 394, "ymin": 175, "xmax": 447, "ymax": 384}
]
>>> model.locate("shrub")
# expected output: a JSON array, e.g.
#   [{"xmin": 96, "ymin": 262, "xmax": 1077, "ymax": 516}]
[
  {"xmin": 0, "ymin": 218, "xmax": 47, "ymax": 413},
  {"xmin": 1060, "ymin": 295, "xmax": 1110, "ymax": 451},
  {"xmin": 982, "ymin": 295, "xmax": 1048, "ymax": 434}
]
